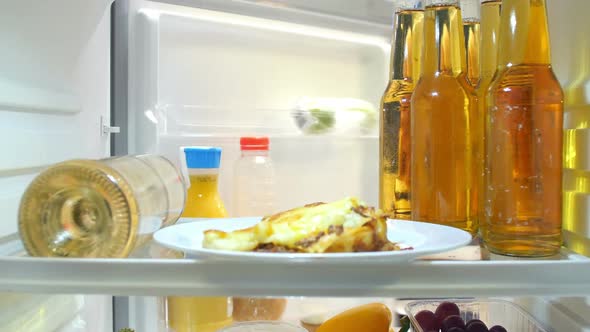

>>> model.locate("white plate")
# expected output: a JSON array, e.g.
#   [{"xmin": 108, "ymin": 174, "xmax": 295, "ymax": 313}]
[{"xmin": 153, "ymin": 218, "xmax": 472, "ymax": 262}]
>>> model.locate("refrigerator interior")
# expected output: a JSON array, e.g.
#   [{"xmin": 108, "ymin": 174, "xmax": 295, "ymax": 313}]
[
  {"xmin": 0, "ymin": 0, "xmax": 114, "ymax": 330},
  {"xmin": 1, "ymin": 0, "xmax": 590, "ymax": 331},
  {"xmin": 118, "ymin": 0, "xmax": 590, "ymax": 331}
]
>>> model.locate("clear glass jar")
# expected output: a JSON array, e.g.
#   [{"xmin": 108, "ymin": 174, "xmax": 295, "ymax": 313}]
[{"xmin": 18, "ymin": 154, "xmax": 186, "ymax": 258}]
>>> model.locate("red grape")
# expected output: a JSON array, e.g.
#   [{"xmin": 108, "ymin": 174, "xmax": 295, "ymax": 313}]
[
  {"xmin": 448, "ymin": 328, "xmax": 466, "ymax": 332},
  {"xmin": 466, "ymin": 319, "xmax": 485, "ymax": 328},
  {"xmin": 441, "ymin": 315, "xmax": 466, "ymax": 332},
  {"xmin": 466, "ymin": 321, "xmax": 489, "ymax": 332},
  {"xmin": 489, "ymin": 326, "xmax": 507, "ymax": 332},
  {"xmin": 415, "ymin": 310, "xmax": 438, "ymax": 331},
  {"xmin": 435, "ymin": 302, "xmax": 461, "ymax": 326}
]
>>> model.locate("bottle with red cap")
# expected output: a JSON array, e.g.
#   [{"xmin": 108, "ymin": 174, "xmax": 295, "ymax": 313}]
[{"xmin": 233, "ymin": 137, "xmax": 276, "ymax": 217}]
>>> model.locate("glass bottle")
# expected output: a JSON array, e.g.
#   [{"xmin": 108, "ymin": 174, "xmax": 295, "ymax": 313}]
[
  {"xmin": 167, "ymin": 147, "xmax": 233, "ymax": 332},
  {"xmin": 379, "ymin": 0, "xmax": 424, "ymax": 219},
  {"xmin": 18, "ymin": 155, "xmax": 185, "ymax": 258},
  {"xmin": 461, "ymin": 0, "xmax": 481, "ymax": 87},
  {"xmin": 411, "ymin": 0, "xmax": 478, "ymax": 234},
  {"xmin": 482, "ymin": 0, "xmax": 564, "ymax": 256}
]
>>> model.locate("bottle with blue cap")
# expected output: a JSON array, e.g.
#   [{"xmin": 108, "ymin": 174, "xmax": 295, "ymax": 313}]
[
  {"xmin": 180, "ymin": 146, "xmax": 228, "ymax": 218},
  {"xmin": 167, "ymin": 146, "xmax": 232, "ymax": 332}
]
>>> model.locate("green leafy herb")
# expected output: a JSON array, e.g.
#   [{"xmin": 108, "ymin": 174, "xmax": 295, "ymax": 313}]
[
  {"xmin": 399, "ymin": 315, "xmax": 411, "ymax": 332},
  {"xmin": 308, "ymin": 108, "xmax": 335, "ymax": 134}
]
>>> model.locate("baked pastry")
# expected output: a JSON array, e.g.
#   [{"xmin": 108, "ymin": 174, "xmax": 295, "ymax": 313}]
[{"xmin": 203, "ymin": 197, "xmax": 400, "ymax": 253}]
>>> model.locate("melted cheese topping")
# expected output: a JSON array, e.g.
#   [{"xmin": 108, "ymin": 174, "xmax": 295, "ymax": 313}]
[{"xmin": 203, "ymin": 197, "xmax": 393, "ymax": 253}]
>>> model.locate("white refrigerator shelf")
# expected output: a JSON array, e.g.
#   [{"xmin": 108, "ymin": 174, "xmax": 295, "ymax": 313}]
[{"xmin": 1, "ymin": 240, "xmax": 589, "ymax": 298}]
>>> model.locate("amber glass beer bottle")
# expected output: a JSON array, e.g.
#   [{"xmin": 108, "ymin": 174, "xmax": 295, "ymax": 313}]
[
  {"xmin": 411, "ymin": 0, "xmax": 477, "ymax": 235},
  {"xmin": 379, "ymin": 0, "xmax": 424, "ymax": 219},
  {"xmin": 482, "ymin": 0, "xmax": 563, "ymax": 256}
]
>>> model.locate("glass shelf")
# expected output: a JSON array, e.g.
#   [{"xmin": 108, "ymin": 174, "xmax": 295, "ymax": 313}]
[{"xmin": 1, "ymin": 233, "xmax": 588, "ymax": 298}]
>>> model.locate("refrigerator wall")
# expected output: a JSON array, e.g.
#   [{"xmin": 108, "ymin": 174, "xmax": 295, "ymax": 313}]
[
  {"xmin": 0, "ymin": 0, "xmax": 113, "ymax": 238},
  {"xmin": 0, "ymin": 1, "xmax": 114, "ymax": 331},
  {"xmin": 551, "ymin": 0, "xmax": 590, "ymax": 256},
  {"xmin": 124, "ymin": 0, "xmax": 390, "ymax": 213}
]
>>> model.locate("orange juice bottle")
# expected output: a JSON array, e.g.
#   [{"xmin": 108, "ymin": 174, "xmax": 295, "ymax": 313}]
[
  {"xmin": 167, "ymin": 147, "xmax": 232, "ymax": 332},
  {"xmin": 181, "ymin": 147, "xmax": 227, "ymax": 218}
]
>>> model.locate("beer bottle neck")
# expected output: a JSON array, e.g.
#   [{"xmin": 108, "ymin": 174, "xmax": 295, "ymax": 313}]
[
  {"xmin": 498, "ymin": 0, "xmax": 551, "ymax": 66},
  {"xmin": 390, "ymin": 9, "xmax": 424, "ymax": 81},
  {"xmin": 421, "ymin": 3, "xmax": 467, "ymax": 76},
  {"xmin": 479, "ymin": 0, "xmax": 502, "ymax": 84}
]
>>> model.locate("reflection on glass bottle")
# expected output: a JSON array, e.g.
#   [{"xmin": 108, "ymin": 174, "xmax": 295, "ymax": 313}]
[
  {"xmin": 477, "ymin": 0, "xmax": 502, "ymax": 225},
  {"xmin": 379, "ymin": 0, "xmax": 424, "ymax": 219},
  {"xmin": 461, "ymin": 0, "xmax": 481, "ymax": 87},
  {"xmin": 478, "ymin": 0, "xmax": 502, "ymax": 92},
  {"xmin": 411, "ymin": 0, "xmax": 478, "ymax": 235},
  {"xmin": 483, "ymin": 0, "xmax": 564, "ymax": 257},
  {"xmin": 563, "ymin": 13, "xmax": 590, "ymax": 257}
]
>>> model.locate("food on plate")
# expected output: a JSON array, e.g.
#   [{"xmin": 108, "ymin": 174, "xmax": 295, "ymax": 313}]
[
  {"xmin": 315, "ymin": 303, "xmax": 392, "ymax": 332},
  {"xmin": 232, "ymin": 297, "xmax": 287, "ymax": 321},
  {"xmin": 203, "ymin": 197, "xmax": 403, "ymax": 253}
]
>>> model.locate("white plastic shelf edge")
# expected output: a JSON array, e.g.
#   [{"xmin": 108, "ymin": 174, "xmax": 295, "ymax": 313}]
[{"xmin": 1, "ymin": 257, "xmax": 589, "ymax": 297}]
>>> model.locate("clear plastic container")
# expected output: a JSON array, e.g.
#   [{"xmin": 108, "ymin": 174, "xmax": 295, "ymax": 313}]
[
  {"xmin": 233, "ymin": 137, "xmax": 276, "ymax": 217},
  {"xmin": 18, "ymin": 154, "xmax": 186, "ymax": 258},
  {"xmin": 292, "ymin": 97, "xmax": 378, "ymax": 136},
  {"xmin": 405, "ymin": 299, "xmax": 549, "ymax": 332}
]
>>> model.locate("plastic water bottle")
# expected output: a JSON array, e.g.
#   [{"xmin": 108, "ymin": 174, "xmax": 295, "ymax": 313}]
[{"xmin": 233, "ymin": 137, "xmax": 276, "ymax": 217}]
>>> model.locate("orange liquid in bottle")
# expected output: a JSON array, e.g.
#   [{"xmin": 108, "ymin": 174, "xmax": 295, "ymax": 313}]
[
  {"xmin": 379, "ymin": 6, "xmax": 424, "ymax": 219},
  {"xmin": 411, "ymin": 1, "xmax": 478, "ymax": 235},
  {"xmin": 167, "ymin": 148, "xmax": 233, "ymax": 332},
  {"xmin": 482, "ymin": 0, "xmax": 564, "ymax": 256}
]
